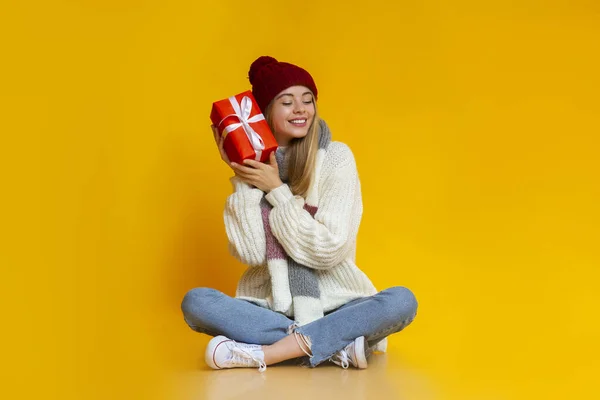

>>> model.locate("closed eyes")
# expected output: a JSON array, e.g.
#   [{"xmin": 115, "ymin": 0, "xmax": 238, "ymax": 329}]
[{"xmin": 282, "ymin": 100, "xmax": 313, "ymax": 106}]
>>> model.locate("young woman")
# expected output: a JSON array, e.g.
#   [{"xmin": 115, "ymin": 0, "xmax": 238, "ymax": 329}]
[{"xmin": 181, "ymin": 56, "xmax": 418, "ymax": 372}]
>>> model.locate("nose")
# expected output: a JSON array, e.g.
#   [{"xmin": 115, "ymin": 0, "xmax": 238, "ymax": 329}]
[{"xmin": 294, "ymin": 102, "xmax": 305, "ymax": 113}]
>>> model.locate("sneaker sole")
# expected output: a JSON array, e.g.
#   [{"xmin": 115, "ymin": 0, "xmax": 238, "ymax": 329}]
[
  {"xmin": 205, "ymin": 335, "xmax": 231, "ymax": 369},
  {"xmin": 355, "ymin": 336, "xmax": 368, "ymax": 369}
]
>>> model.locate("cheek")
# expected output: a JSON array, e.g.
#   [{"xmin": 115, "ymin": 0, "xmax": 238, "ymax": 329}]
[
  {"xmin": 272, "ymin": 110, "xmax": 290, "ymax": 127},
  {"xmin": 270, "ymin": 113, "xmax": 287, "ymax": 133},
  {"xmin": 273, "ymin": 114, "xmax": 286, "ymax": 128},
  {"xmin": 270, "ymin": 107, "xmax": 283, "ymax": 121}
]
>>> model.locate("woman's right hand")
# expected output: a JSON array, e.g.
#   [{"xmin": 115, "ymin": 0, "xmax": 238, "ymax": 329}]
[
  {"xmin": 213, "ymin": 124, "xmax": 262, "ymax": 189},
  {"xmin": 212, "ymin": 124, "xmax": 234, "ymax": 169}
]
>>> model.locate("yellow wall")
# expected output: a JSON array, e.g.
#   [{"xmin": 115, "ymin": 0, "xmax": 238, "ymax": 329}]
[{"xmin": 1, "ymin": 0, "xmax": 598, "ymax": 398}]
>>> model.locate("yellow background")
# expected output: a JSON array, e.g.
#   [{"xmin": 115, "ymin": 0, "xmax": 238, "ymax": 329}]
[{"xmin": 1, "ymin": 0, "xmax": 598, "ymax": 398}]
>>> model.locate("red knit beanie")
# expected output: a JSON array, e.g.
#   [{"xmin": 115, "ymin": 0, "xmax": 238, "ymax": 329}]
[{"xmin": 248, "ymin": 56, "xmax": 318, "ymax": 112}]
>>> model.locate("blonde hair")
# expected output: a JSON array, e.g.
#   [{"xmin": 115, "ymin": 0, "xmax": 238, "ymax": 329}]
[{"xmin": 265, "ymin": 100, "xmax": 320, "ymax": 198}]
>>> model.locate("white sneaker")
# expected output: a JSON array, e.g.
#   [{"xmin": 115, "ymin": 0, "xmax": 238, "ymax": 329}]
[
  {"xmin": 205, "ymin": 336, "xmax": 267, "ymax": 372},
  {"xmin": 329, "ymin": 336, "xmax": 368, "ymax": 369}
]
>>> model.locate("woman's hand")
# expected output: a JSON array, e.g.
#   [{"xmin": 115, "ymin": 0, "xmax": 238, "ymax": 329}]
[
  {"xmin": 212, "ymin": 124, "xmax": 233, "ymax": 168},
  {"xmin": 231, "ymin": 151, "xmax": 284, "ymax": 193},
  {"xmin": 212, "ymin": 124, "xmax": 243, "ymax": 179}
]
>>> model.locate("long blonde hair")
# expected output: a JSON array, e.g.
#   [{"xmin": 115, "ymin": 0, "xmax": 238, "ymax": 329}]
[{"xmin": 265, "ymin": 101, "xmax": 320, "ymax": 198}]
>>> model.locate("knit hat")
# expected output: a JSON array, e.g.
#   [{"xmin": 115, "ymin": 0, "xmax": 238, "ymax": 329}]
[{"xmin": 248, "ymin": 56, "xmax": 318, "ymax": 112}]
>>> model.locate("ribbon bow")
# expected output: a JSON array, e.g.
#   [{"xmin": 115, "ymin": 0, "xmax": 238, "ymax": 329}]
[{"xmin": 218, "ymin": 96, "xmax": 266, "ymax": 161}]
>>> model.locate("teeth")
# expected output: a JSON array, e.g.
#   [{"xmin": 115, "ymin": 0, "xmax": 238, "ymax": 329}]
[{"xmin": 290, "ymin": 119, "xmax": 306, "ymax": 123}]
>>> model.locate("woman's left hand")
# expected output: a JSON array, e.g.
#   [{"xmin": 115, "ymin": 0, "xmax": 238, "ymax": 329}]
[{"xmin": 231, "ymin": 151, "xmax": 284, "ymax": 193}]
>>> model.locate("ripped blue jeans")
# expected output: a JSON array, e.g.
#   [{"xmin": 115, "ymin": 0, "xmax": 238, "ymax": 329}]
[{"xmin": 181, "ymin": 286, "xmax": 418, "ymax": 367}]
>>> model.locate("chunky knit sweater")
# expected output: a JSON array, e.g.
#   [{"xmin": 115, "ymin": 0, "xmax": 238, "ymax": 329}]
[
  {"xmin": 224, "ymin": 125, "xmax": 386, "ymax": 350},
  {"xmin": 225, "ymin": 143, "xmax": 380, "ymax": 297},
  {"xmin": 224, "ymin": 125, "xmax": 387, "ymax": 351}
]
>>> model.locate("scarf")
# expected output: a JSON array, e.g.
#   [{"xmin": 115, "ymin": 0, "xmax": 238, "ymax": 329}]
[{"xmin": 259, "ymin": 119, "xmax": 332, "ymax": 326}]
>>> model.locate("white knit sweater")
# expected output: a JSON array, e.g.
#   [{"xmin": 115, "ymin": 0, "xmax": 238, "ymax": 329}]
[{"xmin": 224, "ymin": 141, "xmax": 380, "ymax": 314}]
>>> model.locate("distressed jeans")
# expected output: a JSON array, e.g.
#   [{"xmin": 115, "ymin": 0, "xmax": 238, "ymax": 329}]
[{"xmin": 181, "ymin": 286, "xmax": 418, "ymax": 367}]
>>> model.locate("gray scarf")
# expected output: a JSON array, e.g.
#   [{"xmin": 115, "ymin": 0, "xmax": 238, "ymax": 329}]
[{"xmin": 259, "ymin": 119, "xmax": 332, "ymax": 325}]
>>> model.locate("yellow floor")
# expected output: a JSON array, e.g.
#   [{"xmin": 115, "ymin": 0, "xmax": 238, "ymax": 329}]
[
  {"xmin": 169, "ymin": 330, "xmax": 433, "ymax": 400},
  {"xmin": 161, "ymin": 302, "xmax": 599, "ymax": 400},
  {"xmin": 171, "ymin": 348, "xmax": 433, "ymax": 400}
]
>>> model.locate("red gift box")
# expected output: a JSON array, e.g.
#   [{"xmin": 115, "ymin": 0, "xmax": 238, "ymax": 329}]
[{"xmin": 210, "ymin": 91, "xmax": 278, "ymax": 165}]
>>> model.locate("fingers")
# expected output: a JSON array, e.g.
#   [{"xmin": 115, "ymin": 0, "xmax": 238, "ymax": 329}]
[
  {"xmin": 231, "ymin": 162, "xmax": 259, "ymax": 176},
  {"xmin": 242, "ymin": 159, "xmax": 264, "ymax": 169},
  {"xmin": 212, "ymin": 125, "xmax": 231, "ymax": 164},
  {"xmin": 243, "ymin": 154, "xmax": 278, "ymax": 170},
  {"xmin": 211, "ymin": 125, "xmax": 219, "ymax": 144},
  {"xmin": 212, "ymin": 124, "xmax": 225, "ymax": 149},
  {"xmin": 212, "ymin": 125, "xmax": 222, "ymax": 150},
  {"xmin": 232, "ymin": 169, "xmax": 257, "ymax": 186}
]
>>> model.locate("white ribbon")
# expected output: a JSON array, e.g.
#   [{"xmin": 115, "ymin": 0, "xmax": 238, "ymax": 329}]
[{"xmin": 218, "ymin": 95, "xmax": 266, "ymax": 161}]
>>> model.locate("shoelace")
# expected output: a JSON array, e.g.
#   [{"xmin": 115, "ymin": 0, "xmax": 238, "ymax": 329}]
[
  {"xmin": 334, "ymin": 349, "xmax": 350, "ymax": 369},
  {"xmin": 230, "ymin": 346, "xmax": 267, "ymax": 372}
]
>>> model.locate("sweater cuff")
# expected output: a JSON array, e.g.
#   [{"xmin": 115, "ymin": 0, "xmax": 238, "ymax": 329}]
[
  {"xmin": 265, "ymin": 183, "xmax": 294, "ymax": 207},
  {"xmin": 230, "ymin": 176, "xmax": 258, "ymax": 193}
]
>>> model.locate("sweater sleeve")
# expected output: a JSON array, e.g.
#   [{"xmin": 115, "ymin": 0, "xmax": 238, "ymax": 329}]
[
  {"xmin": 223, "ymin": 176, "xmax": 266, "ymax": 267},
  {"xmin": 264, "ymin": 143, "xmax": 363, "ymax": 270}
]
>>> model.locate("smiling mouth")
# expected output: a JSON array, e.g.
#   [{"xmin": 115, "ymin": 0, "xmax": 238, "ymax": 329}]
[{"xmin": 289, "ymin": 119, "xmax": 307, "ymax": 125}]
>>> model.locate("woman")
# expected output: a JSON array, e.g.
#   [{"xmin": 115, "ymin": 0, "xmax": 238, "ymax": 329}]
[{"xmin": 181, "ymin": 56, "xmax": 418, "ymax": 372}]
